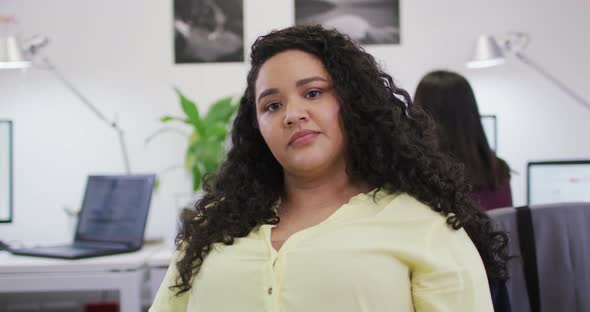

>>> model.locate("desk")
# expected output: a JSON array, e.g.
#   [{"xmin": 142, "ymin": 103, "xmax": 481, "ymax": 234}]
[{"xmin": 0, "ymin": 244, "xmax": 163, "ymax": 312}]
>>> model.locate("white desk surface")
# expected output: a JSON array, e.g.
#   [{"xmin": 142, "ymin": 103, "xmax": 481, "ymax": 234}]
[
  {"xmin": 147, "ymin": 242, "xmax": 175, "ymax": 268},
  {"xmin": 0, "ymin": 243, "xmax": 165, "ymax": 274}
]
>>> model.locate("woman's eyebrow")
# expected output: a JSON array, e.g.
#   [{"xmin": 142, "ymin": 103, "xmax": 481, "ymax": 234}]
[
  {"xmin": 257, "ymin": 88, "xmax": 279, "ymax": 104},
  {"xmin": 296, "ymin": 76, "xmax": 328, "ymax": 87},
  {"xmin": 257, "ymin": 76, "xmax": 328, "ymax": 103}
]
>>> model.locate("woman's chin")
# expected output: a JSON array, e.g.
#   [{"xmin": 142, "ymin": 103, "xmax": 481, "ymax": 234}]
[{"xmin": 283, "ymin": 158, "xmax": 334, "ymax": 176}]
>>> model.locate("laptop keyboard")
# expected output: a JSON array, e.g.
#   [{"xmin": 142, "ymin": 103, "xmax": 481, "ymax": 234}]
[
  {"xmin": 12, "ymin": 245, "xmax": 113, "ymax": 258},
  {"xmin": 40, "ymin": 247, "xmax": 98, "ymax": 257}
]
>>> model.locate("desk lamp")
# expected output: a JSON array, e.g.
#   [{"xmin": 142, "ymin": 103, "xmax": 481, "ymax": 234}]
[
  {"xmin": 0, "ymin": 34, "xmax": 131, "ymax": 173},
  {"xmin": 467, "ymin": 32, "xmax": 590, "ymax": 112}
]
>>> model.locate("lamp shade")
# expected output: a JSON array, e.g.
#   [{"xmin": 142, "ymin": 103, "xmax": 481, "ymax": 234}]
[
  {"xmin": 466, "ymin": 35, "xmax": 505, "ymax": 69},
  {"xmin": 0, "ymin": 36, "xmax": 31, "ymax": 69}
]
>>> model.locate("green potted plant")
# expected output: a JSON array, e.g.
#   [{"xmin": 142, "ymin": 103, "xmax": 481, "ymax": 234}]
[{"xmin": 147, "ymin": 88, "xmax": 239, "ymax": 192}]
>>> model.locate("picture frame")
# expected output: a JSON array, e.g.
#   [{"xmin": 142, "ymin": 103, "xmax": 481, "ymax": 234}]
[
  {"xmin": 295, "ymin": 0, "xmax": 401, "ymax": 45},
  {"xmin": 173, "ymin": 0, "xmax": 245, "ymax": 63}
]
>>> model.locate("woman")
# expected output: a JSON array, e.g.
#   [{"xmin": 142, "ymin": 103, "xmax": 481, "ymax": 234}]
[
  {"xmin": 413, "ymin": 70, "xmax": 513, "ymax": 210},
  {"xmin": 150, "ymin": 25, "xmax": 508, "ymax": 311}
]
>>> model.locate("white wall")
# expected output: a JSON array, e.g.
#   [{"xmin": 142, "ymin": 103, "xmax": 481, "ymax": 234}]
[{"xmin": 1, "ymin": 0, "xmax": 588, "ymax": 244}]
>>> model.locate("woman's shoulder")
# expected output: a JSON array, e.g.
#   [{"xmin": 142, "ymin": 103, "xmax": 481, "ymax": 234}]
[
  {"xmin": 494, "ymin": 155, "xmax": 512, "ymax": 179},
  {"xmin": 378, "ymin": 192, "xmax": 481, "ymax": 262},
  {"xmin": 379, "ymin": 192, "xmax": 448, "ymax": 222}
]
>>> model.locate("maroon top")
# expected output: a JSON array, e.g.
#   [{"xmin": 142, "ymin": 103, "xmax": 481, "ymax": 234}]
[{"xmin": 473, "ymin": 180, "xmax": 513, "ymax": 210}]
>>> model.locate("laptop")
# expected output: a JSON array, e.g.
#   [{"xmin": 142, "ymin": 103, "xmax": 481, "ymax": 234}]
[
  {"xmin": 527, "ymin": 160, "xmax": 590, "ymax": 206},
  {"xmin": 10, "ymin": 174, "xmax": 156, "ymax": 259}
]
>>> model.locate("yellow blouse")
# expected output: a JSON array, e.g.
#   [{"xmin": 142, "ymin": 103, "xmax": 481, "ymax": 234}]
[{"xmin": 150, "ymin": 190, "xmax": 493, "ymax": 312}]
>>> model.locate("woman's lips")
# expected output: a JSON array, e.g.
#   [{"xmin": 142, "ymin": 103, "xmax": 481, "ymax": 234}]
[{"xmin": 289, "ymin": 130, "xmax": 320, "ymax": 146}]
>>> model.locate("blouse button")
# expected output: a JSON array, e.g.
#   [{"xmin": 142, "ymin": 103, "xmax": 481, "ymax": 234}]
[{"xmin": 268, "ymin": 287, "xmax": 273, "ymax": 295}]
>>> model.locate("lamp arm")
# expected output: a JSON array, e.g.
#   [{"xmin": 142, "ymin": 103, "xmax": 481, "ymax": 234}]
[
  {"xmin": 40, "ymin": 56, "xmax": 131, "ymax": 173},
  {"xmin": 514, "ymin": 52, "xmax": 590, "ymax": 112},
  {"xmin": 116, "ymin": 126, "xmax": 132, "ymax": 174}
]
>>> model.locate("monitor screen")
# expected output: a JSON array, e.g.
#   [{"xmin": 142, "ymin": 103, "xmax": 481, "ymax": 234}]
[
  {"xmin": 481, "ymin": 115, "xmax": 496, "ymax": 152},
  {"xmin": 0, "ymin": 120, "xmax": 13, "ymax": 223},
  {"xmin": 528, "ymin": 160, "xmax": 590, "ymax": 205}
]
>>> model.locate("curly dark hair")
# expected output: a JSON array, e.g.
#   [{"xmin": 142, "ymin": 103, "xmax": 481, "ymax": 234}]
[{"xmin": 173, "ymin": 25, "xmax": 509, "ymax": 294}]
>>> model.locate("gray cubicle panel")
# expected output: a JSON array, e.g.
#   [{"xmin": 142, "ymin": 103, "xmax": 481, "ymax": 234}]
[{"xmin": 0, "ymin": 120, "xmax": 13, "ymax": 223}]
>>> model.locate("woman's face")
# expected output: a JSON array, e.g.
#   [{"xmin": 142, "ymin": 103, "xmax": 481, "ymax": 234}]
[{"xmin": 254, "ymin": 50, "xmax": 346, "ymax": 178}]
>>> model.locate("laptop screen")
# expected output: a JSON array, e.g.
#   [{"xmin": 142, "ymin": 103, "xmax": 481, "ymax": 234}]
[
  {"xmin": 75, "ymin": 175, "xmax": 155, "ymax": 246},
  {"xmin": 527, "ymin": 160, "xmax": 590, "ymax": 205}
]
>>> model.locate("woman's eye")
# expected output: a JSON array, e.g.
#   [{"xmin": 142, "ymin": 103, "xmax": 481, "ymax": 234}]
[
  {"xmin": 305, "ymin": 90, "xmax": 322, "ymax": 99},
  {"xmin": 266, "ymin": 102, "xmax": 282, "ymax": 112}
]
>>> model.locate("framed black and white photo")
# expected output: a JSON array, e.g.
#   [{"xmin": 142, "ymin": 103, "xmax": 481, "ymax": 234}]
[
  {"xmin": 295, "ymin": 0, "xmax": 400, "ymax": 45},
  {"xmin": 174, "ymin": 0, "xmax": 244, "ymax": 63}
]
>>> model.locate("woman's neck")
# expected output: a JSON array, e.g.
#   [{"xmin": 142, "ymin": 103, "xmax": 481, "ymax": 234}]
[{"xmin": 281, "ymin": 170, "xmax": 371, "ymax": 217}]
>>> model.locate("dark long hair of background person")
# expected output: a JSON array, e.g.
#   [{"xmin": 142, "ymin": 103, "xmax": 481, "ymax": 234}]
[
  {"xmin": 413, "ymin": 71, "xmax": 511, "ymax": 192},
  {"xmin": 172, "ymin": 25, "xmax": 509, "ymax": 294}
]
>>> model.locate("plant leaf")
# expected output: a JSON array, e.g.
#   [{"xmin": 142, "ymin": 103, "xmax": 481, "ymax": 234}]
[
  {"xmin": 191, "ymin": 165, "xmax": 202, "ymax": 192},
  {"xmin": 175, "ymin": 88, "xmax": 205, "ymax": 135},
  {"xmin": 154, "ymin": 177, "xmax": 161, "ymax": 191},
  {"xmin": 204, "ymin": 96, "xmax": 238, "ymax": 125},
  {"xmin": 189, "ymin": 130, "xmax": 201, "ymax": 145},
  {"xmin": 160, "ymin": 116, "xmax": 189, "ymax": 123},
  {"xmin": 185, "ymin": 142, "xmax": 197, "ymax": 170},
  {"xmin": 205, "ymin": 122, "xmax": 229, "ymax": 140},
  {"xmin": 201, "ymin": 139, "xmax": 224, "ymax": 173}
]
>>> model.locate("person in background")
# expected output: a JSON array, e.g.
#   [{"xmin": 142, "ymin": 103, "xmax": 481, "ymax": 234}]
[
  {"xmin": 150, "ymin": 25, "xmax": 508, "ymax": 311},
  {"xmin": 414, "ymin": 70, "xmax": 513, "ymax": 211}
]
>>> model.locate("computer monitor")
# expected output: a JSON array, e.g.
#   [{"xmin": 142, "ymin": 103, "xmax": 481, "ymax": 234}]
[
  {"xmin": 0, "ymin": 120, "xmax": 13, "ymax": 223},
  {"xmin": 481, "ymin": 115, "xmax": 497, "ymax": 152},
  {"xmin": 527, "ymin": 160, "xmax": 590, "ymax": 205}
]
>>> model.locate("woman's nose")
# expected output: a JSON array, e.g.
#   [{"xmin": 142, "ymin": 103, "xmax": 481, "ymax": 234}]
[{"xmin": 283, "ymin": 101, "xmax": 309, "ymax": 127}]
